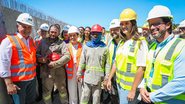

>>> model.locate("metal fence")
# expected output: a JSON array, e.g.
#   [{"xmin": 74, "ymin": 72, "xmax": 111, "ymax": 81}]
[{"xmin": 0, "ymin": 0, "xmax": 68, "ymax": 26}]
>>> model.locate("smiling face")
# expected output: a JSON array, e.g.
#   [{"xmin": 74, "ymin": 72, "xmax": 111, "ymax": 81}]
[
  {"xmin": 69, "ymin": 33, "xmax": 78, "ymax": 44},
  {"xmin": 49, "ymin": 26, "xmax": 60, "ymax": 39},
  {"xmin": 84, "ymin": 27, "xmax": 91, "ymax": 38},
  {"xmin": 110, "ymin": 27, "xmax": 120, "ymax": 39},
  {"xmin": 17, "ymin": 22, "xmax": 32, "ymax": 38},
  {"xmin": 40, "ymin": 29, "xmax": 48, "ymax": 38},
  {"xmin": 148, "ymin": 17, "xmax": 168, "ymax": 41},
  {"xmin": 120, "ymin": 21, "xmax": 132, "ymax": 36}
]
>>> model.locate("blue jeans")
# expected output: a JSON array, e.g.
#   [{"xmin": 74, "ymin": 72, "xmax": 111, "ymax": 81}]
[{"xmin": 117, "ymin": 84, "xmax": 139, "ymax": 104}]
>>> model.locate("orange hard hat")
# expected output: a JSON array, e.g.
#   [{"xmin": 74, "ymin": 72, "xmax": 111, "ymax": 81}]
[{"xmin": 91, "ymin": 24, "xmax": 102, "ymax": 32}]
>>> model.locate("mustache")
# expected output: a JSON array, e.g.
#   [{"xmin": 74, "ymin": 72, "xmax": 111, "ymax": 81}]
[{"xmin": 150, "ymin": 28, "xmax": 159, "ymax": 33}]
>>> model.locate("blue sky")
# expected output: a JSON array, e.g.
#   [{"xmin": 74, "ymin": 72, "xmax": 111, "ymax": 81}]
[{"xmin": 18, "ymin": 0, "xmax": 185, "ymax": 30}]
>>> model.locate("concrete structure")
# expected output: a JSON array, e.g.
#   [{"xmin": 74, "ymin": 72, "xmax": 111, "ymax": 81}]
[{"xmin": 0, "ymin": 0, "xmax": 69, "ymax": 42}]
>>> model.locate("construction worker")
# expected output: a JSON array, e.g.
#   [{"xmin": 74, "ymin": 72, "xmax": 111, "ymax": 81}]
[
  {"xmin": 0, "ymin": 13, "xmax": 36, "ymax": 104},
  {"xmin": 178, "ymin": 20, "xmax": 185, "ymax": 37},
  {"xmin": 60, "ymin": 25, "xmax": 70, "ymax": 43},
  {"xmin": 34, "ymin": 23, "xmax": 49, "ymax": 102},
  {"xmin": 140, "ymin": 5, "xmax": 185, "ymax": 104},
  {"xmin": 66, "ymin": 26, "xmax": 83, "ymax": 104},
  {"xmin": 142, "ymin": 22, "xmax": 154, "ymax": 45},
  {"xmin": 36, "ymin": 24, "xmax": 70, "ymax": 104},
  {"xmin": 77, "ymin": 24, "xmax": 108, "ymax": 104},
  {"xmin": 138, "ymin": 27, "xmax": 143, "ymax": 36},
  {"xmin": 34, "ymin": 23, "xmax": 49, "ymax": 46},
  {"xmin": 101, "ymin": 19, "xmax": 121, "ymax": 104},
  {"xmin": 107, "ymin": 8, "xmax": 148, "ymax": 104}
]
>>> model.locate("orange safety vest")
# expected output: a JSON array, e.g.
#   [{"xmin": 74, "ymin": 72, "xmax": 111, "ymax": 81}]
[
  {"xmin": 66, "ymin": 42, "xmax": 84, "ymax": 79},
  {"xmin": 7, "ymin": 34, "xmax": 36, "ymax": 82}
]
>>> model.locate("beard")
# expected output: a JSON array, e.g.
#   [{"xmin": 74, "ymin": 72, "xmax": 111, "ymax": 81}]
[
  {"xmin": 21, "ymin": 30, "xmax": 31, "ymax": 38},
  {"xmin": 180, "ymin": 33, "xmax": 185, "ymax": 38},
  {"xmin": 151, "ymin": 28, "xmax": 166, "ymax": 39},
  {"xmin": 111, "ymin": 32, "xmax": 120, "ymax": 40}
]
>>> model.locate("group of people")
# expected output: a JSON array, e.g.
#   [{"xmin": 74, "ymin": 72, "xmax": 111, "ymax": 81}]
[{"xmin": 0, "ymin": 4, "xmax": 185, "ymax": 104}]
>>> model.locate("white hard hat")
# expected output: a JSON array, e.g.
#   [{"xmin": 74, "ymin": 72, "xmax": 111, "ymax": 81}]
[
  {"xmin": 109, "ymin": 19, "xmax": 120, "ymax": 29},
  {"xmin": 178, "ymin": 20, "xmax": 185, "ymax": 28},
  {"xmin": 40, "ymin": 23, "xmax": 49, "ymax": 31},
  {"xmin": 147, "ymin": 5, "xmax": 173, "ymax": 21},
  {"xmin": 68, "ymin": 26, "xmax": 80, "ymax": 34},
  {"xmin": 138, "ymin": 28, "xmax": 143, "ymax": 33},
  {"xmin": 16, "ymin": 13, "xmax": 34, "ymax": 26},
  {"xmin": 63, "ymin": 25, "xmax": 70, "ymax": 31}
]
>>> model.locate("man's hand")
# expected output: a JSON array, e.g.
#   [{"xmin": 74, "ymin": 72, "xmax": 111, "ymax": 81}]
[
  {"xmin": 48, "ymin": 61, "xmax": 55, "ymax": 68},
  {"xmin": 127, "ymin": 90, "xmax": 136, "ymax": 101},
  {"xmin": 106, "ymin": 79, "xmax": 112, "ymax": 91},
  {"xmin": 77, "ymin": 75, "xmax": 82, "ymax": 82},
  {"xmin": 6, "ymin": 83, "xmax": 20, "ymax": 95},
  {"xmin": 140, "ymin": 88, "xmax": 151, "ymax": 103}
]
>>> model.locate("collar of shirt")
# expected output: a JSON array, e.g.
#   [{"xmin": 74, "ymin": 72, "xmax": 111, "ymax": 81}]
[{"xmin": 156, "ymin": 34, "xmax": 175, "ymax": 49}]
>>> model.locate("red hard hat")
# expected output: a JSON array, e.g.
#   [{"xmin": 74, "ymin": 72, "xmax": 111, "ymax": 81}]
[
  {"xmin": 47, "ymin": 52, "xmax": 61, "ymax": 61},
  {"xmin": 91, "ymin": 24, "xmax": 102, "ymax": 32}
]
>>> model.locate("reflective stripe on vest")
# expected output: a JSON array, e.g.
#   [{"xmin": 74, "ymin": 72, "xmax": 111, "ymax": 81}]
[
  {"xmin": 116, "ymin": 38, "xmax": 142, "ymax": 90},
  {"xmin": 7, "ymin": 34, "xmax": 36, "ymax": 82},
  {"xmin": 115, "ymin": 40, "xmax": 124, "ymax": 84},
  {"xmin": 107, "ymin": 39, "xmax": 115, "ymax": 66},
  {"xmin": 144, "ymin": 37, "xmax": 185, "ymax": 103}
]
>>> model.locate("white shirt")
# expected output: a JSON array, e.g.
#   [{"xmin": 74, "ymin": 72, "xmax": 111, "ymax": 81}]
[
  {"xmin": 116, "ymin": 39, "xmax": 148, "ymax": 67},
  {"xmin": 0, "ymin": 33, "xmax": 31, "ymax": 78},
  {"xmin": 72, "ymin": 44, "xmax": 78, "ymax": 64}
]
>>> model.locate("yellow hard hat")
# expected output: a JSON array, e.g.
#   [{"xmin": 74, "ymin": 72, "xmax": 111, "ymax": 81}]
[
  {"xmin": 142, "ymin": 22, "xmax": 149, "ymax": 29},
  {"xmin": 119, "ymin": 8, "xmax": 137, "ymax": 21}
]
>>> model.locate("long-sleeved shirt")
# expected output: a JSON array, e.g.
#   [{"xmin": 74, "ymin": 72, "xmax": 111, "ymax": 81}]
[
  {"xmin": 77, "ymin": 44, "xmax": 108, "ymax": 85},
  {"xmin": 0, "ymin": 33, "xmax": 32, "ymax": 78},
  {"xmin": 141, "ymin": 34, "xmax": 185, "ymax": 103},
  {"xmin": 36, "ymin": 37, "xmax": 70, "ymax": 69}
]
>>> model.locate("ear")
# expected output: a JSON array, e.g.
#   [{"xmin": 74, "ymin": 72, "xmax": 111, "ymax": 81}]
[{"xmin": 166, "ymin": 22, "xmax": 171, "ymax": 29}]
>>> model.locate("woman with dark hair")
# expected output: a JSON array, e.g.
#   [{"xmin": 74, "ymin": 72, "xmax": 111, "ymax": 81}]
[
  {"xmin": 107, "ymin": 8, "xmax": 148, "ymax": 104},
  {"xmin": 60, "ymin": 25, "xmax": 70, "ymax": 44},
  {"xmin": 82, "ymin": 26, "xmax": 91, "ymax": 44}
]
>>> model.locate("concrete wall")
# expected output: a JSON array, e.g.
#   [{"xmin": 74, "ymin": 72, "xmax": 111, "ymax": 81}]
[
  {"xmin": 0, "ymin": 6, "xmax": 49, "ymax": 38},
  {"xmin": 0, "ymin": 6, "xmax": 68, "ymax": 43}
]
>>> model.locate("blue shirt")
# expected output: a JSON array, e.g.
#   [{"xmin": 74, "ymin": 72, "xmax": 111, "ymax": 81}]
[{"xmin": 149, "ymin": 35, "xmax": 185, "ymax": 103}]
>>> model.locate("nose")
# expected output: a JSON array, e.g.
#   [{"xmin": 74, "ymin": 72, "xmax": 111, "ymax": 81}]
[{"xmin": 150, "ymin": 25, "xmax": 156, "ymax": 30}]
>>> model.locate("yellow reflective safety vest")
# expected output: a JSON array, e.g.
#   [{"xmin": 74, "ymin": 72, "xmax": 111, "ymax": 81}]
[
  {"xmin": 116, "ymin": 37, "xmax": 146, "ymax": 90},
  {"xmin": 144, "ymin": 37, "xmax": 185, "ymax": 103},
  {"xmin": 107, "ymin": 39, "xmax": 119, "ymax": 67}
]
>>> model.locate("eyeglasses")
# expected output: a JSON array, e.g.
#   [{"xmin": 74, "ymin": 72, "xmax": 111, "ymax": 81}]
[
  {"xmin": 149, "ymin": 22, "xmax": 165, "ymax": 27},
  {"xmin": 179, "ymin": 27, "xmax": 185, "ymax": 31}
]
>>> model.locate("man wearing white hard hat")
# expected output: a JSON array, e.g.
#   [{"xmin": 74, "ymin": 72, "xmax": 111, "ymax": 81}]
[
  {"xmin": 34, "ymin": 23, "xmax": 49, "ymax": 46},
  {"xmin": 140, "ymin": 5, "xmax": 185, "ymax": 103},
  {"xmin": 0, "ymin": 13, "xmax": 37, "ymax": 104},
  {"xmin": 101, "ymin": 19, "xmax": 121, "ymax": 104},
  {"xmin": 178, "ymin": 20, "xmax": 185, "ymax": 37},
  {"xmin": 34, "ymin": 23, "xmax": 49, "ymax": 102}
]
